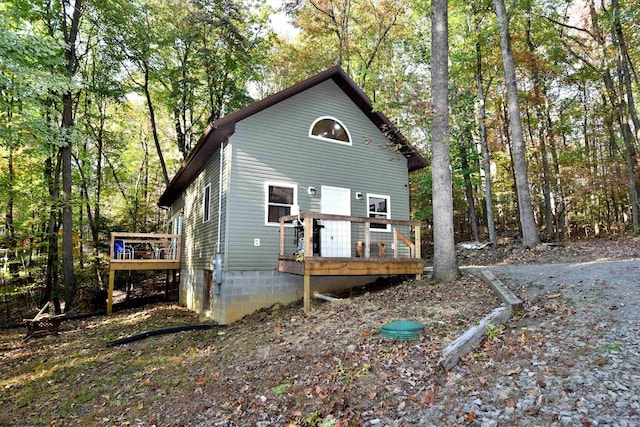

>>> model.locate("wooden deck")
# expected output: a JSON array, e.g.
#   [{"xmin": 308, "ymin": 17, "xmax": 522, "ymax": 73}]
[
  {"xmin": 278, "ymin": 213, "xmax": 423, "ymax": 313},
  {"xmin": 107, "ymin": 232, "xmax": 181, "ymax": 314},
  {"xmin": 278, "ymin": 257, "xmax": 423, "ymax": 276}
]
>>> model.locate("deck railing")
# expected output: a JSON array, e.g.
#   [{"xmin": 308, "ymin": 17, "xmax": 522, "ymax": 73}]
[
  {"xmin": 279, "ymin": 213, "xmax": 422, "ymax": 314},
  {"xmin": 109, "ymin": 232, "xmax": 181, "ymax": 263},
  {"xmin": 107, "ymin": 232, "xmax": 181, "ymax": 315},
  {"xmin": 278, "ymin": 212, "xmax": 421, "ymax": 261}
]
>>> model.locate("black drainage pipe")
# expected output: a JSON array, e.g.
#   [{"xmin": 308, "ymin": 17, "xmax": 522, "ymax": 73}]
[{"xmin": 106, "ymin": 324, "xmax": 222, "ymax": 347}]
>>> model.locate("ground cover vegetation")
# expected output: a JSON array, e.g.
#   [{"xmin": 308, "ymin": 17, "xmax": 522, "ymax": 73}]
[
  {"xmin": 6, "ymin": 276, "xmax": 495, "ymax": 425},
  {"xmin": 1, "ymin": 237, "xmax": 638, "ymax": 425},
  {"xmin": 0, "ymin": 0, "xmax": 639, "ymax": 335}
]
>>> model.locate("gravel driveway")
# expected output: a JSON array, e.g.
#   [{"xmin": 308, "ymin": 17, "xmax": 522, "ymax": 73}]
[{"xmin": 445, "ymin": 260, "xmax": 640, "ymax": 426}]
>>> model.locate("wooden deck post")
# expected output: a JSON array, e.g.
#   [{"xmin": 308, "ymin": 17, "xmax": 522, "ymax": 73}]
[
  {"xmin": 393, "ymin": 228, "xmax": 399, "ymax": 258},
  {"xmin": 303, "ymin": 274, "xmax": 311, "ymax": 314},
  {"xmin": 279, "ymin": 219, "xmax": 285, "ymax": 257},
  {"xmin": 304, "ymin": 217, "xmax": 313, "ymax": 256},
  {"xmin": 107, "ymin": 268, "xmax": 115, "ymax": 314},
  {"xmin": 364, "ymin": 222, "xmax": 371, "ymax": 258},
  {"xmin": 415, "ymin": 225, "xmax": 422, "ymax": 280},
  {"xmin": 303, "ymin": 217, "xmax": 313, "ymax": 314}
]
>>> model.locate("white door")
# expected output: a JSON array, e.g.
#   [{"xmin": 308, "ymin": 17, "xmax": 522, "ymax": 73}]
[{"xmin": 320, "ymin": 186, "xmax": 351, "ymax": 257}]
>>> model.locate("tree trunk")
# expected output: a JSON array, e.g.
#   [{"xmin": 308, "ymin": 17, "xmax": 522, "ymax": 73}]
[
  {"xmin": 143, "ymin": 64, "xmax": 170, "ymax": 187},
  {"xmin": 602, "ymin": 69, "xmax": 639, "ymax": 231},
  {"xmin": 41, "ymin": 155, "xmax": 61, "ymax": 309},
  {"xmin": 588, "ymin": 0, "xmax": 639, "ymax": 232},
  {"xmin": 59, "ymin": 0, "xmax": 83, "ymax": 311},
  {"xmin": 61, "ymin": 94, "xmax": 76, "ymax": 311},
  {"xmin": 494, "ymin": 0, "xmax": 540, "ymax": 248},
  {"xmin": 604, "ymin": 96, "xmax": 623, "ymax": 209},
  {"xmin": 459, "ymin": 137, "xmax": 479, "ymax": 241},
  {"xmin": 548, "ymin": 107, "xmax": 566, "ymax": 240},
  {"xmin": 525, "ymin": 9, "xmax": 554, "ymax": 241},
  {"xmin": 610, "ymin": 0, "xmax": 640, "ymax": 137},
  {"xmin": 78, "ymin": 184, "xmax": 85, "ymax": 269},
  {"xmin": 93, "ymin": 99, "xmax": 105, "ymax": 249},
  {"xmin": 5, "ymin": 146, "xmax": 15, "ymax": 247},
  {"xmin": 475, "ymin": 36, "xmax": 496, "ymax": 245},
  {"xmin": 430, "ymin": 0, "xmax": 459, "ymax": 281},
  {"xmin": 174, "ymin": 107, "xmax": 187, "ymax": 158}
]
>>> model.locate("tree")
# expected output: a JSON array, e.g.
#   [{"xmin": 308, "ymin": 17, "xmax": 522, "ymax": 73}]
[
  {"xmin": 524, "ymin": 2, "xmax": 554, "ymax": 240},
  {"xmin": 493, "ymin": 0, "xmax": 540, "ymax": 248},
  {"xmin": 162, "ymin": 0, "xmax": 268, "ymax": 156},
  {"xmin": 279, "ymin": 0, "xmax": 410, "ymax": 93},
  {"xmin": 96, "ymin": 0, "xmax": 171, "ymax": 186},
  {"xmin": 473, "ymin": 5, "xmax": 496, "ymax": 245},
  {"xmin": 431, "ymin": 0, "xmax": 460, "ymax": 281},
  {"xmin": 58, "ymin": 0, "xmax": 84, "ymax": 311}
]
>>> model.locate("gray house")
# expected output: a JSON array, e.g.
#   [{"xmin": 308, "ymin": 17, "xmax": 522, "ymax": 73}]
[{"xmin": 158, "ymin": 66, "xmax": 427, "ymax": 324}]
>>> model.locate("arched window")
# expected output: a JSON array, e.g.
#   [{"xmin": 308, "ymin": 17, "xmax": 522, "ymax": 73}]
[{"xmin": 309, "ymin": 117, "xmax": 351, "ymax": 145}]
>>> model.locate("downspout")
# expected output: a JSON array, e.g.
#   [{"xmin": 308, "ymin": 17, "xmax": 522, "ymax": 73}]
[
  {"xmin": 212, "ymin": 141, "xmax": 225, "ymax": 295},
  {"xmin": 216, "ymin": 141, "xmax": 224, "ymax": 254}
]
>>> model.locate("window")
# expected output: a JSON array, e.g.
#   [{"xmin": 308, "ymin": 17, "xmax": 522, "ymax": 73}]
[
  {"xmin": 309, "ymin": 117, "xmax": 351, "ymax": 145},
  {"xmin": 203, "ymin": 184, "xmax": 211, "ymax": 223},
  {"xmin": 266, "ymin": 182, "xmax": 297, "ymax": 225},
  {"xmin": 368, "ymin": 194, "xmax": 390, "ymax": 231}
]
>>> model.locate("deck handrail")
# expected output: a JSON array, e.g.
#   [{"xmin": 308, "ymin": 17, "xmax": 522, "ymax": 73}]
[
  {"xmin": 278, "ymin": 212, "xmax": 421, "ymax": 260},
  {"xmin": 279, "ymin": 213, "xmax": 420, "ymax": 226},
  {"xmin": 107, "ymin": 232, "xmax": 182, "ymax": 316},
  {"xmin": 278, "ymin": 212, "xmax": 422, "ymax": 314},
  {"xmin": 109, "ymin": 232, "xmax": 182, "ymax": 262}
]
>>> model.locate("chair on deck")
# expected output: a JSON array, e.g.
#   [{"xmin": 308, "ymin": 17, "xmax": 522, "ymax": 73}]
[
  {"xmin": 154, "ymin": 240, "xmax": 177, "ymax": 260},
  {"xmin": 114, "ymin": 239, "xmax": 133, "ymax": 259}
]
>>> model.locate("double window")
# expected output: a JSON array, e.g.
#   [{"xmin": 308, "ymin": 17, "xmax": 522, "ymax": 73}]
[
  {"xmin": 309, "ymin": 116, "xmax": 351, "ymax": 145},
  {"xmin": 266, "ymin": 182, "xmax": 297, "ymax": 225},
  {"xmin": 368, "ymin": 194, "xmax": 390, "ymax": 231}
]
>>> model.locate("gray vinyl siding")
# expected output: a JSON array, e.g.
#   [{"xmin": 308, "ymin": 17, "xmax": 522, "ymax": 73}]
[
  {"xmin": 225, "ymin": 79, "xmax": 410, "ymax": 270},
  {"xmin": 171, "ymin": 142, "xmax": 230, "ymax": 271}
]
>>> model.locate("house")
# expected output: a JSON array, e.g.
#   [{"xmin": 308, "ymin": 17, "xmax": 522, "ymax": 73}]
[{"xmin": 158, "ymin": 66, "xmax": 427, "ymax": 324}]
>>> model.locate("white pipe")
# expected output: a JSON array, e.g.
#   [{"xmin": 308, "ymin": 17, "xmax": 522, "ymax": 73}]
[
  {"xmin": 216, "ymin": 141, "xmax": 224, "ymax": 254},
  {"xmin": 313, "ymin": 291, "xmax": 342, "ymax": 302}
]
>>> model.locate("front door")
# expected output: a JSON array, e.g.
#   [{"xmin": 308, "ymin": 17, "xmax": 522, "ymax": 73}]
[{"xmin": 320, "ymin": 186, "xmax": 351, "ymax": 257}]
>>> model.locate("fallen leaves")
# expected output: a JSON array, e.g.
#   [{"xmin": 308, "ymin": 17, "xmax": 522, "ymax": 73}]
[
  {"xmin": 423, "ymin": 391, "xmax": 436, "ymax": 405},
  {"xmin": 507, "ymin": 366, "xmax": 522, "ymax": 376},
  {"xmin": 0, "ymin": 272, "xmax": 526, "ymax": 425}
]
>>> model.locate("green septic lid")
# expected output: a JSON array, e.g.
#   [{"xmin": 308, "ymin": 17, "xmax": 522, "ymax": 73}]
[{"xmin": 381, "ymin": 320, "xmax": 424, "ymax": 341}]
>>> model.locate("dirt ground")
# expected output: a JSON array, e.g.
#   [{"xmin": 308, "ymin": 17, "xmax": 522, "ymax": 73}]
[{"xmin": 1, "ymin": 235, "xmax": 638, "ymax": 426}]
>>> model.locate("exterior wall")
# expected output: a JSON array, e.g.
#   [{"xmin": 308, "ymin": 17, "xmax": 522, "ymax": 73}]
[
  {"xmin": 178, "ymin": 266, "xmax": 207, "ymax": 315},
  {"xmin": 171, "ymin": 142, "xmax": 231, "ymax": 316},
  {"xmin": 225, "ymin": 79, "xmax": 411, "ymax": 270},
  {"xmin": 212, "ymin": 270, "xmax": 303, "ymax": 324},
  {"xmin": 173, "ymin": 79, "xmax": 413, "ymax": 323},
  {"xmin": 179, "ymin": 267, "xmax": 383, "ymax": 324}
]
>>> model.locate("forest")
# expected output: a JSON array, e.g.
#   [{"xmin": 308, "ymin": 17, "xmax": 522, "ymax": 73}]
[{"xmin": 1, "ymin": 0, "xmax": 639, "ymax": 314}]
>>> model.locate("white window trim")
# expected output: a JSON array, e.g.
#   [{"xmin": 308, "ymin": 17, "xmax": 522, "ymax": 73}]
[
  {"xmin": 265, "ymin": 181, "xmax": 298, "ymax": 226},
  {"xmin": 308, "ymin": 116, "xmax": 352, "ymax": 146},
  {"xmin": 170, "ymin": 212, "xmax": 183, "ymax": 234},
  {"xmin": 367, "ymin": 193, "xmax": 391, "ymax": 232},
  {"xmin": 203, "ymin": 183, "xmax": 211, "ymax": 223}
]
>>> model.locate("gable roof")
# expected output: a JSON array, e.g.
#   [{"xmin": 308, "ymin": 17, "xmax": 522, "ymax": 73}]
[{"xmin": 158, "ymin": 65, "xmax": 427, "ymax": 208}]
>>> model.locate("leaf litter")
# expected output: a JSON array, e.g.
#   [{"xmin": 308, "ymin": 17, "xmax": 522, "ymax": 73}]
[
  {"xmin": 1, "ymin": 236, "xmax": 637, "ymax": 426},
  {"xmin": 0, "ymin": 274, "xmax": 498, "ymax": 426}
]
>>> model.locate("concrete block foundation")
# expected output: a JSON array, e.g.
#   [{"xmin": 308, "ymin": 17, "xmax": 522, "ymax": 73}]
[{"xmin": 179, "ymin": 268, "xmax": 383, "ymax": 324}]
